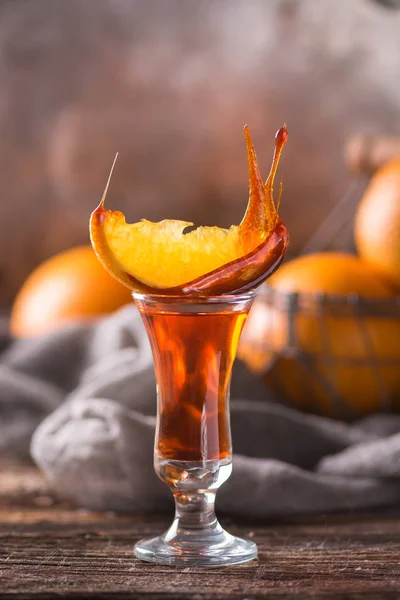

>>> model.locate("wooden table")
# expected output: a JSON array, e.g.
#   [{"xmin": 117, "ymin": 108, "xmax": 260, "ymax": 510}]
[{"xmin": 1, "ymin": 462, "xmax": 400, "ymax": 599}]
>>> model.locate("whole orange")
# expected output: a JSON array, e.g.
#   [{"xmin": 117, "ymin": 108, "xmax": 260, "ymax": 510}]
[
  {"xmin": 355, "ymin": 157, "xmax": 400, "ymax": 290},
  {"xmin": 239, "ymin": 252, "xmax": 400, "ymax": 419},
  {"xmin": 10, "ymin": 246, "xmax": 132, "ymax": 337}
]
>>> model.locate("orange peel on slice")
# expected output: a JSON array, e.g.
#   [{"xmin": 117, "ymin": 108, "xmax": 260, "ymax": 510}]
[{"xmin": 90, "ymin": 125, "xmax": 289, "ymax": 295}]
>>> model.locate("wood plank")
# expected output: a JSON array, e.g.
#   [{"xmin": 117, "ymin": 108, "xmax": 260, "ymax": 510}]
[{"xmin": 0, "ymin": 462, "xmax": 400, "ymax": 599}]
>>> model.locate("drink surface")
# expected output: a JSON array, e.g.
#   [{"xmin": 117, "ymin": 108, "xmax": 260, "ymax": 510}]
[{"xmin": 140, "ymin": 307, "xmax": 248, "ymax": 462}]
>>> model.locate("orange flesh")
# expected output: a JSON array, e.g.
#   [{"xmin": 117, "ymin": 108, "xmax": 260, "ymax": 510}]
[{"xmin": 90, "ymin": 126, "xmax": 288, "ymax": 295}]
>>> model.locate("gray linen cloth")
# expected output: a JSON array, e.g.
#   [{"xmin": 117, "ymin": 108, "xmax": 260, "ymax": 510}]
[{"xmin": 1, "ymin": 306, "xmax": 400, "ymax": 516}]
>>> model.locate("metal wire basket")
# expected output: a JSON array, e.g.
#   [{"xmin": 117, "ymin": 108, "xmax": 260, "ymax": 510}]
[{"xmin": 238, "ymin": 286, "xmax": 400, "ymax": 420}]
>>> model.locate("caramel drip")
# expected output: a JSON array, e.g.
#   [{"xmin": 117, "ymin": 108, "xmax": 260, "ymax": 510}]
[{"xmin": 241, "ymin": 125, "xmax": 288, "ymax": 238}]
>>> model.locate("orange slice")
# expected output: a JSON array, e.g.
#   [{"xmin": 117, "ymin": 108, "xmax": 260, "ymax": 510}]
[{"xmin": 90, "ymin": 126, "xmax": 289, "ymax": 295}]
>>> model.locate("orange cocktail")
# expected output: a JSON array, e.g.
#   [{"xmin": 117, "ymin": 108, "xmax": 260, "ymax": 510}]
[
  {"xmin": 137, "ymin": 296, "xmax": 249, "ymax": 463},
  {"xmin": 90, "ymin": 124, "xmax": 288, "ymax": 566}
]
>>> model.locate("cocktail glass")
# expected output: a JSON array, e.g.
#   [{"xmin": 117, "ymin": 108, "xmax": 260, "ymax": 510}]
[{"xmin": 133, "ymin": 291, "xmax": 257, "ymax": 567}]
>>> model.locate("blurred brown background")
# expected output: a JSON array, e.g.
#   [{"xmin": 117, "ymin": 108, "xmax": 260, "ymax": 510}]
[{"xmin": 0, "ymin": 0, "xmax": 399, "ymax": 308}]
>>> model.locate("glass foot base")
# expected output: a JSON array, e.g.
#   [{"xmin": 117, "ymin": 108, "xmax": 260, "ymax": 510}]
[{"xmin": 134, "ymin": 527, "xmax": 258, "ymax": 567}]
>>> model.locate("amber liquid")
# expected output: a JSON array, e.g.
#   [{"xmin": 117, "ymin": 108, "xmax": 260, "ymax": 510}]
[{"xmin": 139, "ymin": 306, "xmax": 248, "ymax": 462}]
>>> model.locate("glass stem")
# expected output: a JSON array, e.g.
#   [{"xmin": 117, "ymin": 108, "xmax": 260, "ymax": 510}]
[{"xmin": 170, "ymin": 491, "xmax": 219, "ymax": 536}]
